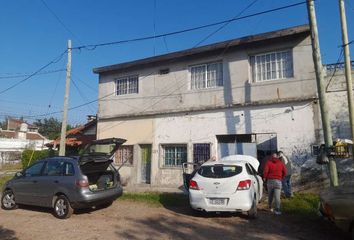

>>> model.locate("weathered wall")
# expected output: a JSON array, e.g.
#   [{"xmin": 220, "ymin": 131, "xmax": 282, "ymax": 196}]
[
  {"xmin": 325, "ymin": 70, "xmax": 354, "ymax": 139},
  {"xmin": 98, "ymin": 35, "xmax": 316, "ymax": 119},
  {"xmin": 98, "ymin": 101, "xmax": 317, "ymax": 187}
]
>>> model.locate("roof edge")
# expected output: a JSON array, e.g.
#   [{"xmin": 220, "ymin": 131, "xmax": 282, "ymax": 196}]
[{"xmin": 93, "ymin": 24, "xmax": 310, "ymax": 74}]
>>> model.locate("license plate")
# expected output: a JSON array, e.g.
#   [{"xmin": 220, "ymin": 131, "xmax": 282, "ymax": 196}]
[{"xmin": 209, "ymin": 198, "xmax": 226, "ymax": 205}]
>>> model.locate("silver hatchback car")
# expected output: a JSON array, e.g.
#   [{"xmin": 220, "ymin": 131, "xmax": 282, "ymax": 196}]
[{"xmin": 1, "ymin": 138, "xmax": 126, "ymax": 219}]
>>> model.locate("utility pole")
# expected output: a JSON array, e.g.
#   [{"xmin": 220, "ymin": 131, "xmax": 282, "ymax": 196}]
[
  {"xmin": 59, "ymin": 40, "xmax": 72, "ymax": 156},
  {"xmin": 306, "ymin": 0, "xmax": 339, "ymax": 186},
  {"xmin": 339, "ymin": 0, "xmax": 354, "ymax": 162}
]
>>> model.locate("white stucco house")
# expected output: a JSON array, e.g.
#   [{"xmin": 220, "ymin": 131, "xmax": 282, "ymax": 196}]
[
  {"xmin": 92, "ymin": 24, "xmax": 353, "ymax": 189},
  {"xmin": 0, "ymin": 120, "xmax": 50, "ymax": 165}
]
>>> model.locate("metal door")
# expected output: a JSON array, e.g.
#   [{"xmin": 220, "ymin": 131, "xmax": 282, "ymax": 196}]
[{"xmin": 140, "ymin": 145, "xmax": 151, "ymax": 184}]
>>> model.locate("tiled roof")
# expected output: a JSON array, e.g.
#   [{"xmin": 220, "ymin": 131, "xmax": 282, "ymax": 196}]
[{"xmin": 46, "ymin": 120, "xmax": 97, "ymax": 147}]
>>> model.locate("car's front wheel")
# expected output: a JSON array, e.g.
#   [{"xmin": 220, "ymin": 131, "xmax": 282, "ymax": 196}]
[
  {"xmin": 247, "ymin": 196, "xmax": 258, "ymax": 219},
  {"xmin": 1, "ymin": 190, "xmax": 18, "ymax": 210},
  {"xmin": 53, "ymin": 195, "xmax": 73, "ymax": 219}
]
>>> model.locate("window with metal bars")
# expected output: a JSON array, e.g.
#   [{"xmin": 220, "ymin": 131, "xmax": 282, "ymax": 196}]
[
  {"xmin": 115, "ymin": 145, "xmax": 134, "ymax": 165},
  {"xmin": 190, "ymin": 62, "xmax": 223, "ymax": 89},
  {"xmin": 193, "ymin": 143, "xmax": 211, "ymax": 163},
  {"xmin": 250, "ymin": 50, "xmax": 293, "ymax": 82},
  {"xmin": 115, "ymin": 75, "xmax": 139, "ymax": 95},
  {"xmin": 162, "ymin": 144, "xmax": 187, "ymax": 167}
]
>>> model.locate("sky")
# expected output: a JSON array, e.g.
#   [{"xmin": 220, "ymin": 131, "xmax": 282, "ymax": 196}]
[{"xmin": 0, "ymin": 0, "xmax": 353, "ymax": 126}]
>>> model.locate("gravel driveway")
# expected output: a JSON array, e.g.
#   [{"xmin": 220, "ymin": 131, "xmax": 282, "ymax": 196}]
[{"xmin": 0, "ymin": 199, "xmax": 349, "ymax": 240}]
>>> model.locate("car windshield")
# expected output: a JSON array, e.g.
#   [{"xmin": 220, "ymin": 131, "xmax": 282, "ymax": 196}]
[{"xmin": 198, "ymin": 165, "xmax": 242, "ymax": 178}]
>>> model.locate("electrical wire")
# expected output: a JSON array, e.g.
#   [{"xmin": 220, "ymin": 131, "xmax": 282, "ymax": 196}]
[
  {"xmin": 40, "ymin": 0, "xmax": 83, "ymax": 45},
  {"xmin": 0, "ymin": 69, "xmax": 65, "ymax": 79},
  {"xmin": 71, "ymin": 1, "xmax": 307, "ymax": 51},
  {"xmin": 71, "ymin": 78, "xmax": 95, "ymax": 112},
  {"xmin": 193, "ymin": 0, "xmax": 259, "ymax": 48},
  {"xmin": 325, "ymin": 49, "xmax": 344, "ymax": 93},
  {"xmin": 0, "ymin": 50, "xmax": 67, "ymax": 95},
  {"xmin": 16, "ymin": 1, "xmax": 307, "ymax": 121}
]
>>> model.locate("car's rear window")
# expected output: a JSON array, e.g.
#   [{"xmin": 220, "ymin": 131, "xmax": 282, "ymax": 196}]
[{"xmin": 198, "ymin": 165, "xmax": 242, "ymax": 178}]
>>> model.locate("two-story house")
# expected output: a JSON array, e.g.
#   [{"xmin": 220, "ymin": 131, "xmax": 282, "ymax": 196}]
[{"xmin": 93, "ymin": 25, "xmax": 323, "ymax": 188}]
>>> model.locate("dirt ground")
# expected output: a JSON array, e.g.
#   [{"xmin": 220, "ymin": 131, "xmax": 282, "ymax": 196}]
[{"xmin": 0, "ymin": 199, "xmax": 349, "ymax": 240}]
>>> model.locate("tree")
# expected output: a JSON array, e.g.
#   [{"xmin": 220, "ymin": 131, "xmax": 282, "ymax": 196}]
[
  {"xmin": 0, "ymin": 119, "xmax": 6, "ymax": 130},
  {"xmin": 33, "ymin": 117, "xmax": 75, "ymax": 140}
]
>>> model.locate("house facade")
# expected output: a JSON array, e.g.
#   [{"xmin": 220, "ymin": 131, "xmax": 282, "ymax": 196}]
[
  {"xmin": 93, "ymin": 25, "xmax": 332, "ymax": 188},
  {"xmin": 0, "ymin": 121, "xmax": 50, "ymax": 165}
]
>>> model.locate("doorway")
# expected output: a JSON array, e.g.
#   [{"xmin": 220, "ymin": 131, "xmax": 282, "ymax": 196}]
[{"xmin": 140, "ymin": 145, "xmax": 151, "ymax": 184}]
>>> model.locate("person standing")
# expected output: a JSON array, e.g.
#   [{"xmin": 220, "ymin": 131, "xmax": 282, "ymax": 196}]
[
  {"xmin": 263, "ymin": 152, "xmax": 287, "ymax": 215},
  {"xmin": 278, "ymin": 151, "xmax": 293, "ymax": 198}
]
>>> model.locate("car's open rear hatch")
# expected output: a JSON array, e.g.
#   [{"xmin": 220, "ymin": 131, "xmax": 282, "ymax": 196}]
[
  {"xmin": 79, "ymin": 138, "xmax": 126, "ymax": 191},
  {"xmin": 79, "ymin": 138, "xmax": 126, "ymax": 164}
]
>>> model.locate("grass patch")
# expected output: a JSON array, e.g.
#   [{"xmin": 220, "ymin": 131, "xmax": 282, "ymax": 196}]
[
  {"xmin": 0, "ymin": 175, "xmax": 13, "ymax": 189},
  {"xmin": 120, "ymin": 192, "xmax": 188, "ymax": 207},
  {"xmin": 282, "ymin": 193, "xmax": 320, "ymax": 217},
  {"xmin": 0, "ymin": 163, "xmax": 22, "ymax": 171}
]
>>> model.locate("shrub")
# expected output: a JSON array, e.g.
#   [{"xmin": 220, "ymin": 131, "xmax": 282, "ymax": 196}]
[{"xmin": 21, "ymin": 149, "xmax": 58, "ymax": 169}]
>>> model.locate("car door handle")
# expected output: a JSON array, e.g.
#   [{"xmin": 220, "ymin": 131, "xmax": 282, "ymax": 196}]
[
  {"xmin": 32, "ymin": 180, "xmax": 37, "ymax": 183},
  {"xmin": 54, "ymin": 180, "xmax": 59, "ymax": 184}
]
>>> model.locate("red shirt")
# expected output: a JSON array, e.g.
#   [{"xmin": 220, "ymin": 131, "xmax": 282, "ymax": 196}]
[{"xmin": 263, "ymin": 157, "xmax": 287, "ymax": 180}]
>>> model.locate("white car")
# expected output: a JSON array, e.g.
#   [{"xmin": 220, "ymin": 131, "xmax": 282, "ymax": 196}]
[{"xmin": 187, "ymin": 155, "xmax": 263, "ymax": 218}]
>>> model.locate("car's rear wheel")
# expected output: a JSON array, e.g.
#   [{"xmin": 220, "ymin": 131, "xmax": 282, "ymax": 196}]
[
  {"xmin": 53, "ymin": 195, "xmax": 73, "ymax": 219},
  {"xmin": 247, "ymin": 196, "xmax": 258, "ymax": 219},
  {"xmin": 1, "ymin": 190, "xmax": 18, "ymax": 210}
]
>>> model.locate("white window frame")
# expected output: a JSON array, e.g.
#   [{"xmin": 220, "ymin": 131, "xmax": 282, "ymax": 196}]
[
  {"xmin": 161, "ymin": 144, "xmax": 188, "ymax": 167},
  {"xmin": 115, "ymin": 75, "xmax": 139, "ymax": 96},
  {"xmin": 250, "ymin": 50, "xmax": 293, "ymax": 82},
  {"xmin": 189, "ymin": 61, "xmax": 223, "ymax": 90}
]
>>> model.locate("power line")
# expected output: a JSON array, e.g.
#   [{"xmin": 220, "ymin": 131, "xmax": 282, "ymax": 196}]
[
  {"xmin": 72, "ymin": 1, "xmax": 307, "ymax": 51},
  {"xmin": 193, "ymin": 0, "xmax": 259, "ymax": 48},
  {"xmin": 18, "ymin": 1, "xmax": 307, "ymax": 121},
  {"xmin": 71, "ymin": 78, "xmax": 95, "ymax": 112},
  {"xmin": 40, "ymin": 0, "xmax": 83, "ymax": 44},
  {"xmin": 19, "ymin": 71, "xmax": 156, "ymax": 119},
  {"xmin": 0, "ymin": 50, "xmax": 67, "ymax": 95},
  {"xmin": 0, "ymin": 69, "xmax": 65, "ymax": 79},
  {"xmin": 71, "ymin": 72, "xmax": 97, "ymax": 93},
  {"xmin": 325, "ymin": 49, "xmax": 344, "ymax": 92}
]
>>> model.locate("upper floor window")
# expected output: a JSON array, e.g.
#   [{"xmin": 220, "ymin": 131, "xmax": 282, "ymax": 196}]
[
  {"xmin": 116, "ymin": 75, "xmax": 139, "ymax": 95},
  {"xmin": 190, "ymin": 62, "xmax": 223, "ymax": 90},
  {"xmin": 250, "ymin": 50, "xmax": 293, "ymax": 82}
]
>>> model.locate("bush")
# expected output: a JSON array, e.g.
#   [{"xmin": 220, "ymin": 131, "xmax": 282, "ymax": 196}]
[{"xmin": 21, "ymin": 149, "xmax": 58, "ymax": 169}]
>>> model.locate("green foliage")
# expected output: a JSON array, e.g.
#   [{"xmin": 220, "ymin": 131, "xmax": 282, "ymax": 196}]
[
  {"xmin": 282, "ymin": 193, "xmax": 320, "ymax": 217},
  {"xmin": 120, "ymin": 192, "xmax": 188, "ymax": 207},
  {"xmin": 0, "ymin": 175, "xmax": 13, "ymax": 189},
  {"xmin": 21, "ymin": 149, "xmax": 58, "ymax": 169},
  {"xmin": 32, "ymin": 117, "xmax": 76, "ymax": 140}
]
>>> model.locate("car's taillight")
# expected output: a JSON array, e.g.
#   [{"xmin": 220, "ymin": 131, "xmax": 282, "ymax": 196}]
[
  {"xmin": 189, "ymin": 180, "xmax": 199, "ymax": 190},
  {"xmin": 76, "ymin": 178, "xmax": 89, "ymax": 188},
  {"xmin": 324, "ymin": 203, "xmax": 334, "ymax": 219},
  {"xmin": 237, "ymin": 180, "xmax": 251, "ymax": 190}
]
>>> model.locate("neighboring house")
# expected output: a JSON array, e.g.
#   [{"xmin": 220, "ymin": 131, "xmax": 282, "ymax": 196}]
[
  {"xmin": 92, "ymin": 24, "xmax": 352, "ymax": 188},
  {"xmin": 6, "ymin": 118, "xmax": 39, "ymax": 133},
  {"xmin": 0, "ymin": 120, "xmax": 49, "ymax": 165},
  {"xmin": 46, "ymin": 118, "xmax": 97, "ymax": 155}
]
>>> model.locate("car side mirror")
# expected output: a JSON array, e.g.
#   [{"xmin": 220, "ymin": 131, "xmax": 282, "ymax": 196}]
[{"xmin": 15, "ymin": 172, "xmax": 23, "ymax": 178}]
